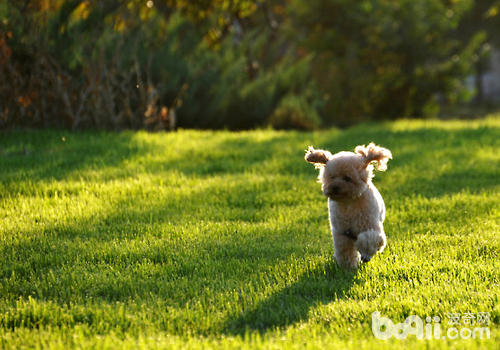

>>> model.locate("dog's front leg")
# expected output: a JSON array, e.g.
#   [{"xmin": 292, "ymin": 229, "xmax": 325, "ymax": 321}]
[
  {"xmin": 333, "ymin": 232, "xmax": 360, "ymax": 269},
  {"xmin": 355, "ymin": 230, "xmax": 386, "ymax": 263}
]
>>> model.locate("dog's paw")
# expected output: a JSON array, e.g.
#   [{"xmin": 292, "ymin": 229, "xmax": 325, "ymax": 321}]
[
  {"xmin": 334, "ymin": 251, "xmax": 360, "ymax": 269},
  {"xmin": 355, "ymin": 230, "xmax": 386, "ymax": 260}
]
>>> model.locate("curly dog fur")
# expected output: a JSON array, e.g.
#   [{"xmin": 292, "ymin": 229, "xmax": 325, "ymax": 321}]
[{"xmin": 305, "ymin": 143, "xmax": 392, "ymax": 269}]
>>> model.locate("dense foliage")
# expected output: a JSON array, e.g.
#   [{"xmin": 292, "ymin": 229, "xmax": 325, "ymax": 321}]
[{"xmin": 0, "ymin": 0, "xmax": 498, "ymax": 130}]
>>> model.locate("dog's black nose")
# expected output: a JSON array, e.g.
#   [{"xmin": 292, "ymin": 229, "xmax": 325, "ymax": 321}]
[
  {"xmin": 331, "ymin": 185, "xmax": 340, "ymax": 194},
  {"xmin": 361, "ymin": 255, "xmax": 371, "ymax": 263}
]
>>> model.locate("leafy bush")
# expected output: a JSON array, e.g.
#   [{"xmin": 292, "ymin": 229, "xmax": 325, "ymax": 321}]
[
  {"xmin": 0, "ymin": 0, "xmax": 497, "ymax": 130},
  {"xmin": 269, "ymin": 94, "xmax": 322, "ymax": 130}
]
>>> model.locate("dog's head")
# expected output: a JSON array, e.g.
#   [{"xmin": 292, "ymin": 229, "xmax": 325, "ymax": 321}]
[{"xmin": 305, "ymin": 143, "xmax": 392, "ymax": 202}]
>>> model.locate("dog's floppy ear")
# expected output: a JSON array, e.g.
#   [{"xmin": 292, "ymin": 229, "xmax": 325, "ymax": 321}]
[
  {"xmin": 305, "ymin": 146, "xmax": 332, "ymax": 167},
  {"xmin": 355, "ymin": 143, "xmax": 392, "ymax": 171}
]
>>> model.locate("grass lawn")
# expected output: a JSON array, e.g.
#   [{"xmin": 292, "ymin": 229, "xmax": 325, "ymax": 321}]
[{"xmin": 0, "ymin": 117, "xmax": 499, "ymax": 349}]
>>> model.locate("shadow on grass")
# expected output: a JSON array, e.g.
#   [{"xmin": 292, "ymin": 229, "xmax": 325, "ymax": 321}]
[
  {"xmin": 0, "ymin": 130, "xmax": 301, "ymax": 183},
  {"xmin": 0, "ymin": 130, "xmax": 139, "ymax": 183},
  {"xmin": 0, "ymin": 123, "xmax": 498, "ymax": 333},
  {"xmin": 1, "ymin": 125, "xmax": 497, "ymax": 197},
  {"xmin": 315, "ymin": 125, "xmax": 499, "ymax": 198},
  {"xmin": 0, "ymin": 188, "xmax": 323, "ymax": 306},
  {"xmin": 223, "ymin": 261, "xmax": 359, "ymax": 335}
]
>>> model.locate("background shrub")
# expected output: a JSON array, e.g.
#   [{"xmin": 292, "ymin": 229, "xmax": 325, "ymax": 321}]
[{"xmin": 0, "ymin": 0, "xmax": 498, "ymax": 130}]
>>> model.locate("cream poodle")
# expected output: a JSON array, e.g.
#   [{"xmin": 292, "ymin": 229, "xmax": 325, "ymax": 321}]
[{"xmin": 305, "ymin": 143, "xmax": 392, "ymax": 269}]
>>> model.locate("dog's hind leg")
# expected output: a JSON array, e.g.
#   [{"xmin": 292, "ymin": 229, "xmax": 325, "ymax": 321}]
[{"xmin": 355, "ymin": 229, "xmax": 386, "ymax": 263}]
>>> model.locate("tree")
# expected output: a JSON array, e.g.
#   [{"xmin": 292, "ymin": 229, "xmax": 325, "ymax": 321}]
[{"xmin": 288, "ymin": 0, "xmax": 482, "ymax": 123}]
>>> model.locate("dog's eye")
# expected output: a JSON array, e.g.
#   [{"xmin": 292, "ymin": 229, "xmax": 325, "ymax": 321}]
[{"xmin": 343, "ymin": 176, "xmax": 352, "ymax": 182}]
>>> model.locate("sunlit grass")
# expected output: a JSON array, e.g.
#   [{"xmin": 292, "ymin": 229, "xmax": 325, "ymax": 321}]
[{"xmin": 0, "ymin": 117, "xmax": 499, "ymax": 349}]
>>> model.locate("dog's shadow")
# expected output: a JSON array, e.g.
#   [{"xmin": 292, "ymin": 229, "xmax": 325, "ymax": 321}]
[{"xmin": 224, "ymin": 259, "xmax": 360, "ymax": 335}]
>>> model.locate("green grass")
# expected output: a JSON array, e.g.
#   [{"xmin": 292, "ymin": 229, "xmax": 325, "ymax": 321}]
[{"xmin": 0, "ymin": 117, "xmax": 499, "ymax": 349}]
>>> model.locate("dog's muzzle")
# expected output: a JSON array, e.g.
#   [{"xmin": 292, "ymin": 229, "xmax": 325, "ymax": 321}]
[{"xmin": 361, "ymin": 255, "xmax": 371, "ymax": 263}]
